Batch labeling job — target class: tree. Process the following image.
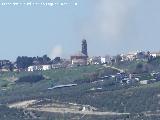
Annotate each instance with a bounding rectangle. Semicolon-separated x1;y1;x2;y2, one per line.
133;63;149;73
53;57;61;64
16;56;33;69
115;55;122;64
16;55;51;69
42;55;51;64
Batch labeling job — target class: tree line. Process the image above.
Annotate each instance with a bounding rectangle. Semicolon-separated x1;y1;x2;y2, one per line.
0;55;61;70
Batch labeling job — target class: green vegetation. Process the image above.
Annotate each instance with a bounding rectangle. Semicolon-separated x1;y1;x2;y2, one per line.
16;74;45;83
114;57;160;73
0;65;160;119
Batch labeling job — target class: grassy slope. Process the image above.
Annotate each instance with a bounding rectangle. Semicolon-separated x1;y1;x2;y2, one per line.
0;65;106;103
0;65;160;119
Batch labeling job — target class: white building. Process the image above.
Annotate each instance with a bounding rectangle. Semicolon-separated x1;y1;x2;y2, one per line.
28;65;51;72
101;57;106;64
28;66;35;72
105;55;112;63
88;56;101;65
140;80;149;85
150;53;157;58
120;52;138;61
150;52;160;58
42;65;51;70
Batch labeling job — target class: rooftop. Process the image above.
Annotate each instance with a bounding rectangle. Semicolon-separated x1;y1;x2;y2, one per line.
71;52;87;57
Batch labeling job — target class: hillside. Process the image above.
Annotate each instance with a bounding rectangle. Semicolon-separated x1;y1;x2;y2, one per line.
0;65;160;119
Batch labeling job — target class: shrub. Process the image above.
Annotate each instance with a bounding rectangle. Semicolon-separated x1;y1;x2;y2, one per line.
16;74;45;83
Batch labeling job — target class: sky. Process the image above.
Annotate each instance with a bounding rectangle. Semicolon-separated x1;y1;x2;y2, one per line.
0;0;160;60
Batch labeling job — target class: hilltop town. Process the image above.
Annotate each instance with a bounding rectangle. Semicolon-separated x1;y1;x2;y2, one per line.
1;40;160;119
1;39;160;72
1;39;160;86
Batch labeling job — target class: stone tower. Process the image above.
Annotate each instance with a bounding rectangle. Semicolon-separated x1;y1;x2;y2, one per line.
81;39;88;57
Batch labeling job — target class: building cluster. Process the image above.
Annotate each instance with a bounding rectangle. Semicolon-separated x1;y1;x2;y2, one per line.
27;62;69;72
120;51;160;62
0;60;17;72
90;51;160;65
0;39;88;72
96;70;160;86
25;50;160;72
1;39;160;72
28;39;89;71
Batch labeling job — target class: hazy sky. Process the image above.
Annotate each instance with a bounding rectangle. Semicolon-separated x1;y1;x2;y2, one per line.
0;0;160;60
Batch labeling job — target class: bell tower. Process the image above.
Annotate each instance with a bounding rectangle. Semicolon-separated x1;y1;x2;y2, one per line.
81;39;88;57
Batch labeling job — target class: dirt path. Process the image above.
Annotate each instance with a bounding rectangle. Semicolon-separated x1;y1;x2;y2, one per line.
103;65;124;72
8;100;36;108
27;107;129;116
8;100;130;116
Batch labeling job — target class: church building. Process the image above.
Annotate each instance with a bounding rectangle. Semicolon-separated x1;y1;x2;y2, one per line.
71;39;88;66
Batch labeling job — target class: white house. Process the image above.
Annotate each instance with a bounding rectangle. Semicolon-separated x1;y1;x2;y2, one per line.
150;52;160;58
150;53;157;58
42;65;51;71
28;65;51;72
101;57;106;64
28;66;36;72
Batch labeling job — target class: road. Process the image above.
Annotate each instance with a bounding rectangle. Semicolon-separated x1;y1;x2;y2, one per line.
103;65;124;72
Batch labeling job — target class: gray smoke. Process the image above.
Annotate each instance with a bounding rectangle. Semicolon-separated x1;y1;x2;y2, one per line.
80;0;138;41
